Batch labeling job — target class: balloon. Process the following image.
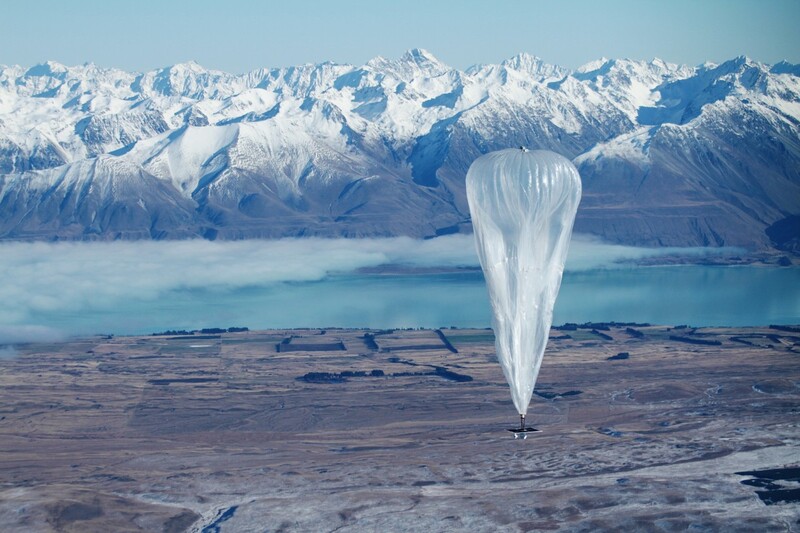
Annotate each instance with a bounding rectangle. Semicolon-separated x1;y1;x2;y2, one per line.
466;148;582;419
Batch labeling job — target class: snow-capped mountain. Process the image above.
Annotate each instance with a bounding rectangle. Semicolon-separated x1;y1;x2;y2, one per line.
0;50;798;250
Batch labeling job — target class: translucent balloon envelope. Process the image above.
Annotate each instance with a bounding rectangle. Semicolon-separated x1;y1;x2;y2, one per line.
466;148;582;417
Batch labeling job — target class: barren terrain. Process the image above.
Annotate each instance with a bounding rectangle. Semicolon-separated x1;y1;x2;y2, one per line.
1;325;798;531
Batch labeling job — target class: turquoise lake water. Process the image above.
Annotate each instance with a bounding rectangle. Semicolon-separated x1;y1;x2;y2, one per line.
28;265;800;337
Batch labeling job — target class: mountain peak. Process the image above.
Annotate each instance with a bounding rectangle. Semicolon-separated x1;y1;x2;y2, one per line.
501;52;568;80
365;48;450;77
770;60;800;76
502;52;543;71
709;55;759;73
576;57;612;74
166;60;208;73
696;55;769;84
24;60;68;78
401;48;442;65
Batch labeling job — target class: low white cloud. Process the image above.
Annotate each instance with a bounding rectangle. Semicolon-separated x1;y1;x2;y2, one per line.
0;325;63;346
564;234;739;270
0;235;739;343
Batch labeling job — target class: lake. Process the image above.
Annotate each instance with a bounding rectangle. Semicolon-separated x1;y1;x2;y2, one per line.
0;237;797;342
19;265;800;338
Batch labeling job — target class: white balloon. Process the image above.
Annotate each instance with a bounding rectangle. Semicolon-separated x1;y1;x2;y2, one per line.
466;148;582;416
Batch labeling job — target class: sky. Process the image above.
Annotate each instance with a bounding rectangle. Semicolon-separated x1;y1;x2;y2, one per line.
2;0;799;73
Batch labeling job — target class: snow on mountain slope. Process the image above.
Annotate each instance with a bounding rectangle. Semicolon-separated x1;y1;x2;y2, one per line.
0;156;199;240
0;50;798;249
131;123;240;194
572;57;694;122
575;57;800;249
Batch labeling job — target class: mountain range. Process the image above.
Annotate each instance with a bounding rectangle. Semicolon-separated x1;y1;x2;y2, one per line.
1;49;798;252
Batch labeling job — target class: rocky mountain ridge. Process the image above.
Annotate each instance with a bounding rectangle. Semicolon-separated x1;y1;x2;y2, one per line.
0;50;798;250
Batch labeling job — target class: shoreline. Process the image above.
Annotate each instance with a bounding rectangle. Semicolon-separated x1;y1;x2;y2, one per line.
5;323;799;348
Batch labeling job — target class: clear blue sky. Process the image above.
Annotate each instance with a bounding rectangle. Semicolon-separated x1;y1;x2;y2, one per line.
3;0;798;73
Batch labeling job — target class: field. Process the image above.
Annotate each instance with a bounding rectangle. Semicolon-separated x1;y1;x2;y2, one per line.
0;325;798;531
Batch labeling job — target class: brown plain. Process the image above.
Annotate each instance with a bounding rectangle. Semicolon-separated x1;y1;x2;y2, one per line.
0;325;798;532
